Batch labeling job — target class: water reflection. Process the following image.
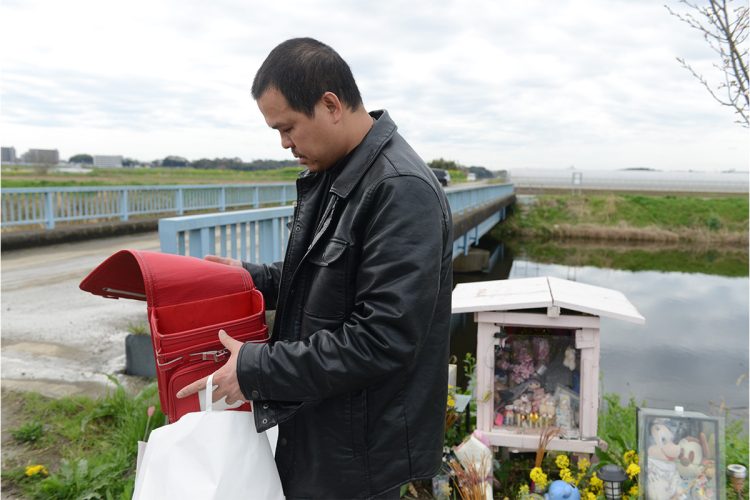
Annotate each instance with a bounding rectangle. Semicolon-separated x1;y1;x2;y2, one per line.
451;240;749;420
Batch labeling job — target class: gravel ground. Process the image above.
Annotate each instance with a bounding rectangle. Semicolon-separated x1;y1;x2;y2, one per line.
1;232;162;398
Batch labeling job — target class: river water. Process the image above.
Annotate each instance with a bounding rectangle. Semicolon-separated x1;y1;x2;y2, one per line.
450;239;749;422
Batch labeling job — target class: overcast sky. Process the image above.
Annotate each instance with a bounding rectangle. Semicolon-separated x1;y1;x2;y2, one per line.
1;0;748;172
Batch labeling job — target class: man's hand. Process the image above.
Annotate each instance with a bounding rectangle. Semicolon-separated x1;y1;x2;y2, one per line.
205;254;242;267
176;329;247;405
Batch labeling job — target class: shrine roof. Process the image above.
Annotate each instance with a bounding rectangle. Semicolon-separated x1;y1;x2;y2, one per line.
451;276;645;324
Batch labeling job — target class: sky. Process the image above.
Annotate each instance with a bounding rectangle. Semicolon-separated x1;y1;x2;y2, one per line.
1;0;748;172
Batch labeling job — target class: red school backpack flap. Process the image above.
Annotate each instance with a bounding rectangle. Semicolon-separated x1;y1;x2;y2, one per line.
79;250;268;422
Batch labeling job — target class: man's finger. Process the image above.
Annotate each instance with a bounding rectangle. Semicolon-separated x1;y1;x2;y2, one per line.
176;375;209;399
219;329;243;352
204;254;241;267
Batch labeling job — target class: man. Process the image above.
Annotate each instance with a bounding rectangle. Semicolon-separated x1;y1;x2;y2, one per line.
178;37;453;499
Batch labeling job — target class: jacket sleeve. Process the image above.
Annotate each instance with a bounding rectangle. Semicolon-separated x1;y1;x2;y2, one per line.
237;174;449;402
242;261;282;310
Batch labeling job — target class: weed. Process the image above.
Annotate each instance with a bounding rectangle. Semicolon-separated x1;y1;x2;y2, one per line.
595;393;640;467
2;380;164;499
126;322;149;336
725;418;749;468
11;421;44;443
706;214;722;230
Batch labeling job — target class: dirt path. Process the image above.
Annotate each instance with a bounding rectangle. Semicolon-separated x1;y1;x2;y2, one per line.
1;232;162;399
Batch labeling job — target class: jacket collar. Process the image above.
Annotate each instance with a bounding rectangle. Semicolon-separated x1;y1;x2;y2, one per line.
329;109;397;199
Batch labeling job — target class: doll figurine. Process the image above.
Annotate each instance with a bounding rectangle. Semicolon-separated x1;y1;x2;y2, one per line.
646;421;682;500
563;347;576;371
540;394;556;427
494;412;504;427
504;405;515;426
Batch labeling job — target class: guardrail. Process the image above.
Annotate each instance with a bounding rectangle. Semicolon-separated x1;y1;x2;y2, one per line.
510;169;749;193
159;183;515;262
1;184;296;229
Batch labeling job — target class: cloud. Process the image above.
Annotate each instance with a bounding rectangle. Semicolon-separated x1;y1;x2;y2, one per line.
1;66;249;131
1;0;747;169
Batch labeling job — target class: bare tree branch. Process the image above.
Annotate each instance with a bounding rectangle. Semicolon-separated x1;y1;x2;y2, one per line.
667;0;749;127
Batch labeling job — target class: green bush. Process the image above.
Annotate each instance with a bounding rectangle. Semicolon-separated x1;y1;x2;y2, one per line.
726;418;749;469
596;394;640;468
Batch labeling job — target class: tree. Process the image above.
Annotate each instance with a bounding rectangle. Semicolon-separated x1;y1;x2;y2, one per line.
162;155;189;167
69;154;93;164
428;158;464;171
667;0;750;127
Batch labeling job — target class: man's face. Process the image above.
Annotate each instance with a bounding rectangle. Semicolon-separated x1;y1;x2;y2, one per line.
257;87;340;173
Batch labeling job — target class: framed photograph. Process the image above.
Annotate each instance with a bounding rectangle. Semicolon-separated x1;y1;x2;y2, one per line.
637;407;724;500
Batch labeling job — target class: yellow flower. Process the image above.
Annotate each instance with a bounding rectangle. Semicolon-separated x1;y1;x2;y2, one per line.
447;395;456;408
577;469;587;484
519;484;530;496
555;454;570;469
24;465;48;477
560;468;575;485
589;472;603;492
626;463;640;479
530;467;549;489
586;492;597;500
577;457;590;472
623;450;639;465
629;485;639;497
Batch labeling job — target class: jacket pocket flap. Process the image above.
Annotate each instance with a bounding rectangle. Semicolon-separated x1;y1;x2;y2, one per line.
309;240;347;266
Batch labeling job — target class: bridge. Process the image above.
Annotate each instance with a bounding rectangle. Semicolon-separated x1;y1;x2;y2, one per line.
2;183;296;230
1;182;514;397
157;183;515;263
2;182;515;262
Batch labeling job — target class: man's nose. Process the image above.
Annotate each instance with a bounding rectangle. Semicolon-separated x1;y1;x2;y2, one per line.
280;132;293;150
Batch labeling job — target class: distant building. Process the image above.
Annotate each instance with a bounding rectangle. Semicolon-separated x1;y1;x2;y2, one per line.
22;149;59;164
93;155;124;168
1;146;16;163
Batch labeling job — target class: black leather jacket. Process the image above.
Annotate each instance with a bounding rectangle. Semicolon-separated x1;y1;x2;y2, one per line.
239;110;453;499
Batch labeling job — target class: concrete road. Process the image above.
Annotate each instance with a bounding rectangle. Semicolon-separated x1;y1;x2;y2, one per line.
1;232;161;398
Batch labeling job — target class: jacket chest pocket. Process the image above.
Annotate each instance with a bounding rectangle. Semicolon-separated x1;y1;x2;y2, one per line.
303;238;349;319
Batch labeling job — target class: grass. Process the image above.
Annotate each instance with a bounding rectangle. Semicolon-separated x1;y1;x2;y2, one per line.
1;166;306;188
11;422;45;444
2;379;164;499
497;193;749;244
510;240;749;277
126;322;149;336
595;394;640;467
1;164;472;188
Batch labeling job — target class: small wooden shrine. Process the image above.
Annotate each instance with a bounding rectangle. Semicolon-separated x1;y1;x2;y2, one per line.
452;276;645;453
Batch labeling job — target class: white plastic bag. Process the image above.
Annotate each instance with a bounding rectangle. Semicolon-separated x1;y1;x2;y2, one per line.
133;374;284;499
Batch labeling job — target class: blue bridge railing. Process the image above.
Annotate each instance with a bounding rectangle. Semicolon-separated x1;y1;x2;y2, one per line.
159;183;514;262
1;183;296;229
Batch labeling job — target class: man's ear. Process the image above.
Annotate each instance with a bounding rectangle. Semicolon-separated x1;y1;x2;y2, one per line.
320;92;343;123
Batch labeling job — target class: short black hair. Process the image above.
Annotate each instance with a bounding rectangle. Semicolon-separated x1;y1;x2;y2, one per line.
251;38;363;117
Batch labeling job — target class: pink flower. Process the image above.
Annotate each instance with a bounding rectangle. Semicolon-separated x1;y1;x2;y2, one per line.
144;405;157;441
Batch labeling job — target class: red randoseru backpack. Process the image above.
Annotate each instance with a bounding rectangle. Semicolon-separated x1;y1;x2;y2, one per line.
80;250;268;422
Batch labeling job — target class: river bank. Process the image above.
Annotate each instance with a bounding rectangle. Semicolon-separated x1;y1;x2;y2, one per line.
497;193;749;245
